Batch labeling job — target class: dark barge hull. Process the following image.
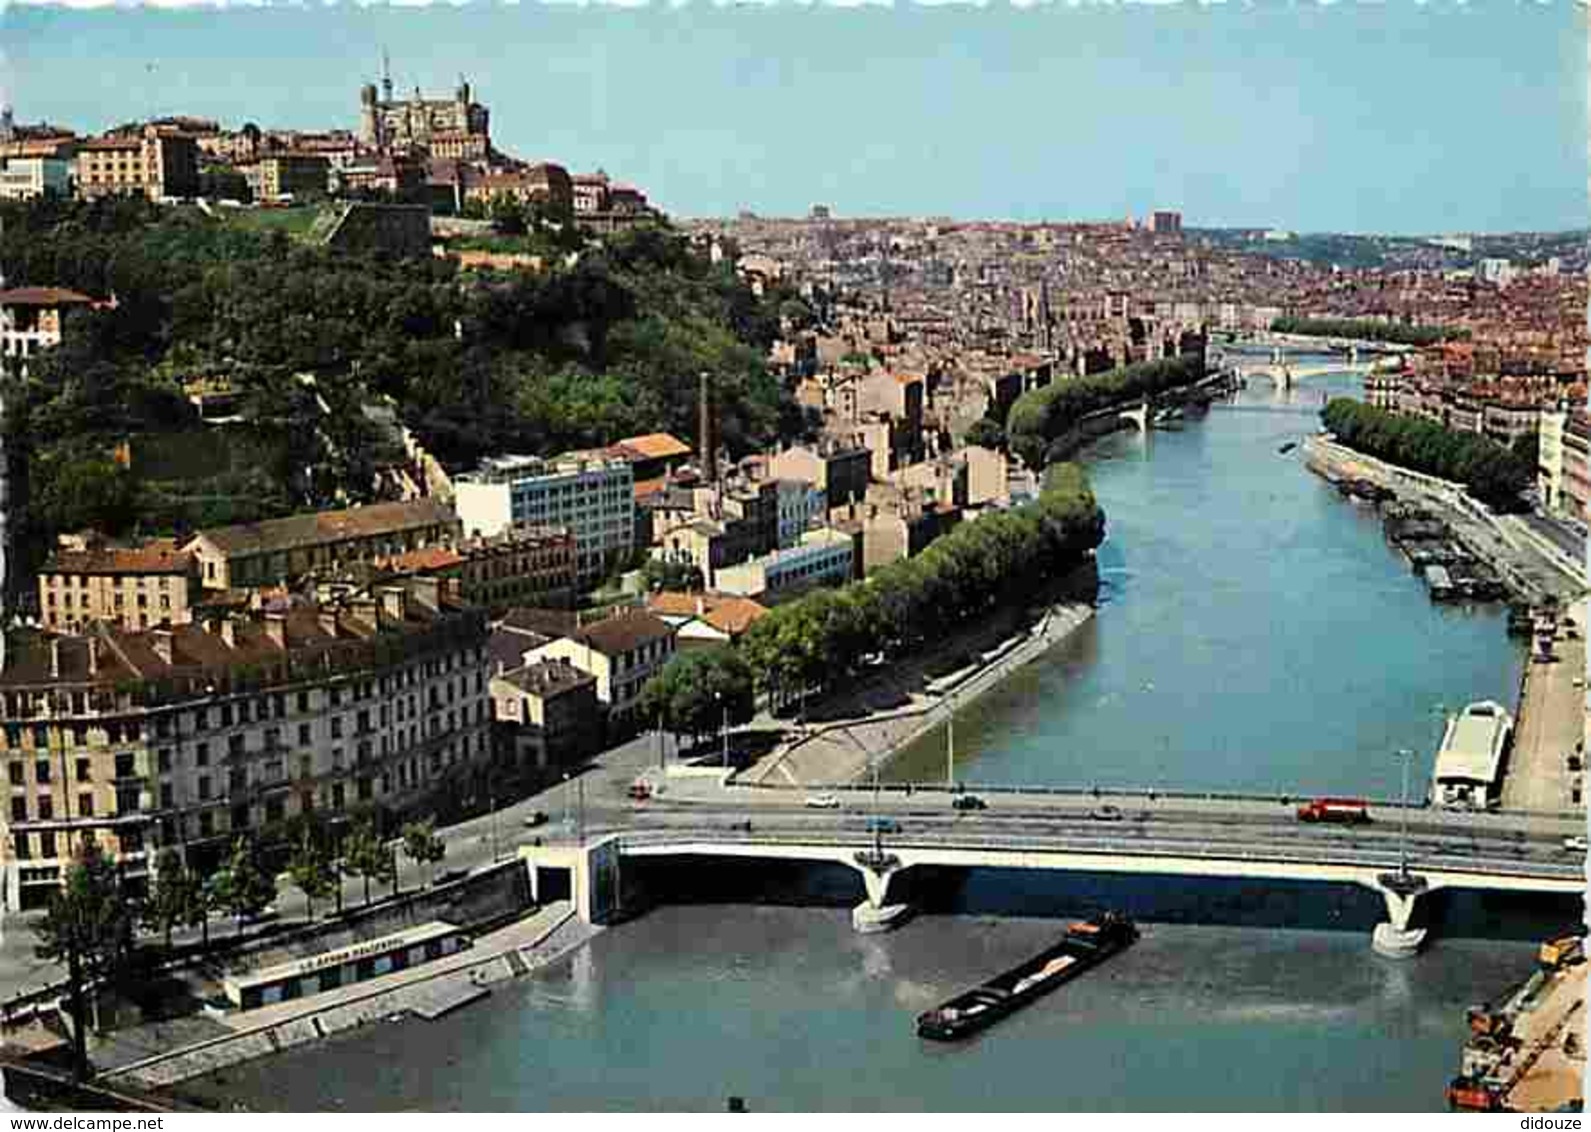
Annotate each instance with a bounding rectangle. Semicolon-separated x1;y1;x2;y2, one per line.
915;913;1139;1042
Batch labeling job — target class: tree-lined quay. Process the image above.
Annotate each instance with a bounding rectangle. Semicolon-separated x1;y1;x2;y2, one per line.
1320;398;1536;511
636;462;1106;736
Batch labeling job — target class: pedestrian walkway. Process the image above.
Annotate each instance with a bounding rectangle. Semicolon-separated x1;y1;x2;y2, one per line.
742;603;1094;787
98;900;590;1089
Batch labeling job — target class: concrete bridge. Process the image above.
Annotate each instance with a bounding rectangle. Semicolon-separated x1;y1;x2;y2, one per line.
521;811;1584;959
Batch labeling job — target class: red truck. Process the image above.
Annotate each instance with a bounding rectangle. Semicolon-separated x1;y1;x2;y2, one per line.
1296;798;1371;825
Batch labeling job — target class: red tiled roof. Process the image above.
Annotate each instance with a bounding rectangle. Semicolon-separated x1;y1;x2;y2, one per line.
617;433;693;461
0;287;96;308
44;541;191;576
376;547;464;574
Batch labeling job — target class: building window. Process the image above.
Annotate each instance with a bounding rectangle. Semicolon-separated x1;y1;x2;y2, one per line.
10;798;25;822
298;723;311;745
7;763;22;787
37;796;52;821
160;783;173;809
78;794;93;818
158;748;172;773
35;760;50;784
40;832;56;859
195;741;210;767
198;776;211;801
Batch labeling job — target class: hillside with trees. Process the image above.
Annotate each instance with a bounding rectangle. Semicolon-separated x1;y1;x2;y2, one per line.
0;197;805;575
1319;398;1533;511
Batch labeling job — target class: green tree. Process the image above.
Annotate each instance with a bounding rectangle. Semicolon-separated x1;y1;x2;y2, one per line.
343;819;395;907
33;840;137;1080
965;417;1006;451
286;828;336;921
400;818;448;889
143;847;197;951
640;557;705;593
209;837;275;935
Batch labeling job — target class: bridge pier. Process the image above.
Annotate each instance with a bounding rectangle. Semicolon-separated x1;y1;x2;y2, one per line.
1120;400;1150;432
849;853;915;934
1369;872;1431;959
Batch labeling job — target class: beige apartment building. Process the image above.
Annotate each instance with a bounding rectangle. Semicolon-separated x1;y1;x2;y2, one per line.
0;577;492;911
186;500;460;592
75;126;199;201
523;609;676;731
38;536;198;634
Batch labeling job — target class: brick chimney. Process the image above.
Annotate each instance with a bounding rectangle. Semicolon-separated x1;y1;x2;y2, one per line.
699;370;718;484
86;637;99;677
49;639;60;680
219;619;236;649
264;610;287;649
379;586;407;623
151;629;174;665
317;607;340;639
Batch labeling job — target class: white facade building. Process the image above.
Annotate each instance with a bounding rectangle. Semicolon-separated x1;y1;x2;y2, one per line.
714;528;854;600
0;158;70;201
454;451;634;585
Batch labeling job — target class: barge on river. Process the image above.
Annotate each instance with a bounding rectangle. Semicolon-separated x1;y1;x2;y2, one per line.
916;913;1138;1042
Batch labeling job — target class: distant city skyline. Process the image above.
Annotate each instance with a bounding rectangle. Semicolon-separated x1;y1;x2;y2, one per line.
3;2;1585;234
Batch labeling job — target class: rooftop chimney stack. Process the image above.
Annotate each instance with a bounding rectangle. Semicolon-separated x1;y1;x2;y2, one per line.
699;370;718;485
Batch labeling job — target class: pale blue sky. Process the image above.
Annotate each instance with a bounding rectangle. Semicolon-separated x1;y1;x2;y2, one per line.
2;2;1584;232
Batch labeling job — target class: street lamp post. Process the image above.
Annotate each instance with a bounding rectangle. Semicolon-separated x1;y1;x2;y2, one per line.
946;690;956;792
576;774;585;846
1395;747;1413;880
721;696;730;771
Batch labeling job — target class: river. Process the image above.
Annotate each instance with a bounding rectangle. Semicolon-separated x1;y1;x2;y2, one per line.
181;364;1554;1112
888;365;1523;799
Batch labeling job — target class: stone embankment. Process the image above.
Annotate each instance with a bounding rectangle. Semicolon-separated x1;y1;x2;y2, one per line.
97;901;597;1093
1303;436;1585;603
740;601;1095;787
1305;435;1587;814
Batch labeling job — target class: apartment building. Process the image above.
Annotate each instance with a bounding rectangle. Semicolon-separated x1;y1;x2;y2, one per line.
524;608;676;730
774;479;827;548
376;525;577;612
0;287;97;369
38;536;198;634
454;451;635;585
0;157;70;201
713;528;857;601
75;126;199;201
768;443;871;508
1562;410;1590;523
0;577;492;910
242;153;331;203
186;500;460;593
488;658;601;776
1539;407;1567;512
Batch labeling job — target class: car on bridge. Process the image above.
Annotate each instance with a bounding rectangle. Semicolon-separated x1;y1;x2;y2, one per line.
805;794;842;809
865;817;903;835
1089;804;1125;822
1296;798;1371;824
1562;836;1587;854
952;795;988;812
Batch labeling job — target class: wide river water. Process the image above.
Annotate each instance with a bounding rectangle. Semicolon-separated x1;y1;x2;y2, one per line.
187;366;1560;1112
